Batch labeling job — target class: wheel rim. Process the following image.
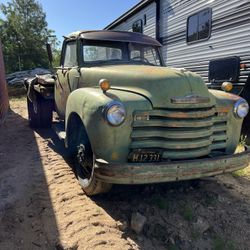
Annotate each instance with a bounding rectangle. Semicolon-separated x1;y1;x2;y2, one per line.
76;144;94;186
33;101;38;113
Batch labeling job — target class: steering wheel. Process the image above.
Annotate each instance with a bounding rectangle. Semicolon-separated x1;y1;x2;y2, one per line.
131;56;150;64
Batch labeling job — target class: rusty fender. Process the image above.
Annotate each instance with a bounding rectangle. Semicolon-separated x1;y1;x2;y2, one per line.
94;146;250;184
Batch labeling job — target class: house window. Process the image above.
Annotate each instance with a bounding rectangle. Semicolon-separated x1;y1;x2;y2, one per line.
144;14;147;25
132;19;143;33
187;8;212;43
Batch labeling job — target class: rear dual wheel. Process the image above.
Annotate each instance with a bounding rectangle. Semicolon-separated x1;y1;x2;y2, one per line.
27;95;53;128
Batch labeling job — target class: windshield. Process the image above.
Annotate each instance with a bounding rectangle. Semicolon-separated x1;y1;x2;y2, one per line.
82;41;163;66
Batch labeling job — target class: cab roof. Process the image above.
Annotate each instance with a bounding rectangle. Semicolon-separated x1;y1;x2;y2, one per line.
66;30;162;47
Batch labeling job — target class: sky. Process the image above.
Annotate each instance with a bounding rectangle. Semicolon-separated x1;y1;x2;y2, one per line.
1;0;141;45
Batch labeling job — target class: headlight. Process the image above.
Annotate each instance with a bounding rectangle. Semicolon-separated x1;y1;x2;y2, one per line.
234;99;249;119
103;101;126;126
221;81;233;92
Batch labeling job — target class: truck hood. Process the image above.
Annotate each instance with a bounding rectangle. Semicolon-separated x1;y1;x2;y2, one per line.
80;65;215;108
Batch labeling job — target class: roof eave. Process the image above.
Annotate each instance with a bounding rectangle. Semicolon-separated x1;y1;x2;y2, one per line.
104;0;155;30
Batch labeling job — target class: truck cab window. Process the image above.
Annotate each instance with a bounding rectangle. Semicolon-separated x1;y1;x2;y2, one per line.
129;43;161;66
63;42;77;67
187;8;212;43
83;45;122;62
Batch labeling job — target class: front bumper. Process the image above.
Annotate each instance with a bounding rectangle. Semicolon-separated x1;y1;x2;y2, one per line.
95;146;250;184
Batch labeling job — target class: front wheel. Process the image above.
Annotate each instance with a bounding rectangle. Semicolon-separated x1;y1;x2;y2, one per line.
75;144;112;196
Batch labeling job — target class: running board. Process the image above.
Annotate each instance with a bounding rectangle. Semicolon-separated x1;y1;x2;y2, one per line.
52;122;66;140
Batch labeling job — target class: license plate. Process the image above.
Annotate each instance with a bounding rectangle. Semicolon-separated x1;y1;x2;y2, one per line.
129;150;162;163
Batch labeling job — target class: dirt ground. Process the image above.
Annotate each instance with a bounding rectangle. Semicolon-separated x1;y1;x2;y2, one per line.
1;98;250;250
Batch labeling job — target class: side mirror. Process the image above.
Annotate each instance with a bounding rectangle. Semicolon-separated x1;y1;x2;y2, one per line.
46;43;53;65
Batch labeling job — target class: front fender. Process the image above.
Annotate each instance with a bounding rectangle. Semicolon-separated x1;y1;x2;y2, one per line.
209;89;244;153
65;87;151;162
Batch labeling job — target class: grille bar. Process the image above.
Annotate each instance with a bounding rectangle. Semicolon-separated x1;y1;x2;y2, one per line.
131;126;227;140
133;118;214;128
162;147;211;160
133;115;227;129
131;137;212;150
134;108;216;119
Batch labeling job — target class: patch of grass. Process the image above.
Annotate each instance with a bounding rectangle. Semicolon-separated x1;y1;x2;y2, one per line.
235;134;247;153
150;195;170;210
167;243;179;250
213;237;225;250
191;230;201;241
227;241;236;250
239;134;247;147
180;203;194;221
232;166;250;177
213;237;236;250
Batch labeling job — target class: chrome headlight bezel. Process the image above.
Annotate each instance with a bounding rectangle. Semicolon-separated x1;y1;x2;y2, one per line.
103;101;126;126
233;99;249;119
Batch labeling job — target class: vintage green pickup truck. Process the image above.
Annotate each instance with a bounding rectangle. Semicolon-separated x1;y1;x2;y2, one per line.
25;30;250;195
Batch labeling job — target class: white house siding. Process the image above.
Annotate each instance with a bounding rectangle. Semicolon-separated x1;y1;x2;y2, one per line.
111;2;157;39
160;0;250;83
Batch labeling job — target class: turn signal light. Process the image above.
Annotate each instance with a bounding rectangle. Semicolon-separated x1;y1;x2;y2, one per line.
99;79;110;93
221;82;233;92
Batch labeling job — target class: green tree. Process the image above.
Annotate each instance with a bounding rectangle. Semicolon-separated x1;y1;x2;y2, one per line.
52;48;61;67
0;0;57;73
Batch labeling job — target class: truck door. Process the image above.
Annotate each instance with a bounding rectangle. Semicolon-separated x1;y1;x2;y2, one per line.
55;40;79;119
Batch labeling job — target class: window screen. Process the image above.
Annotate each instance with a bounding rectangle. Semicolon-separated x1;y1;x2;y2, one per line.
187;9;212;43
132;19;143;33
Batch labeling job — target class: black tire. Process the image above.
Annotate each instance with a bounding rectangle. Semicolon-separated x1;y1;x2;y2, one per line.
75;143;112;196
27;95;53;128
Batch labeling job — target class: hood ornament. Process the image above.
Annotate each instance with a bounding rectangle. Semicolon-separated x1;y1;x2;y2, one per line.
171;94;210;104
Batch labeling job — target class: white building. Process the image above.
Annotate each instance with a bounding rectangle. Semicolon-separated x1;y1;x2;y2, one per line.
105;0;250;97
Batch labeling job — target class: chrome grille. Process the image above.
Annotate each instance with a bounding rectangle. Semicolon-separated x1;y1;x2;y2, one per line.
131;107;228;160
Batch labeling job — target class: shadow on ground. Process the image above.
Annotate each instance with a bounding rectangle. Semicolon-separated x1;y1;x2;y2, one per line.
0;108;60;249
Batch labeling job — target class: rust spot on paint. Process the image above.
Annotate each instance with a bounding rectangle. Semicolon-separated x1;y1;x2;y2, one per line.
216;91;241;101
215;106;231;113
